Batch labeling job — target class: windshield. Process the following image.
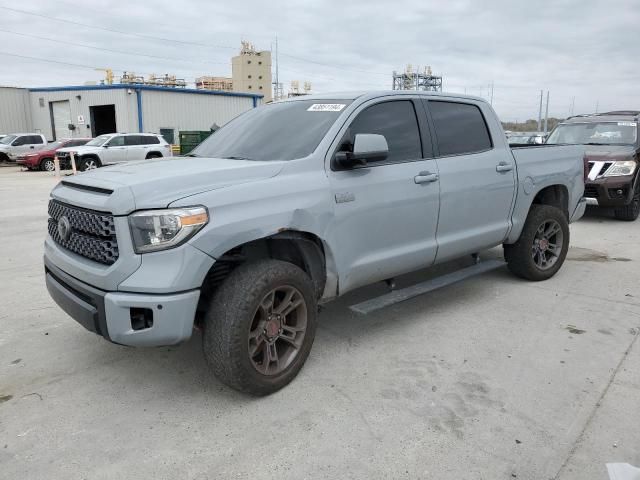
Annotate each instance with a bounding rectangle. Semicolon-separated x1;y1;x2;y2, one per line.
47;141;64;149
85;135;112;147
190;100;352;161
546;122;637;145
0;135;17;145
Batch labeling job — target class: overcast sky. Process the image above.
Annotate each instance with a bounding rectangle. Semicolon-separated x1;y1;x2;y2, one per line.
0;0;638;121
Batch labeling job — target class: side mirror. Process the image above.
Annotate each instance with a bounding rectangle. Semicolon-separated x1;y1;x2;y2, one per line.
103;144;109;148
334;133;389;169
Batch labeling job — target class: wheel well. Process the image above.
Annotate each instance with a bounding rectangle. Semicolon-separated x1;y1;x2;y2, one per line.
40;156;54;165
0;152;9;161
532;185;569;218
198;231;327;320
145;151;162;158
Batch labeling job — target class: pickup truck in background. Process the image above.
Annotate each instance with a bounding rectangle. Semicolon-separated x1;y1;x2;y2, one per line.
0;133;48;162
44;91;586;395
546;111;640;221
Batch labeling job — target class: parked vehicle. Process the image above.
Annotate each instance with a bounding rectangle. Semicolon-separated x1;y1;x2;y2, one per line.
55;133;171;171
44;92;586;395
16;138;91;171
508;132;546;146
546;111;639;220
0;133;48;162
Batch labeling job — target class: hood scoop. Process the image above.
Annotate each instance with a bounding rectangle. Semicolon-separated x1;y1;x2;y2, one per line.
61;180;114;195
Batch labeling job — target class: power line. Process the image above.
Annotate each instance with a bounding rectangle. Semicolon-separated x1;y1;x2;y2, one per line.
0;28;231;67
0;5;237;50
0;50;196;81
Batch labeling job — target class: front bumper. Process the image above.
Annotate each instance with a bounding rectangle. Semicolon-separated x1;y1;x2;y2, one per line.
45;258;200;347
584;177;636;207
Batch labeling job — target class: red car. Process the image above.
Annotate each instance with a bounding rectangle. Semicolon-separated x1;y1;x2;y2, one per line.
17;138;91;171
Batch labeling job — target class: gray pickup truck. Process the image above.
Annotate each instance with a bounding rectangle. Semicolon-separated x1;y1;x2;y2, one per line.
44;91;586;395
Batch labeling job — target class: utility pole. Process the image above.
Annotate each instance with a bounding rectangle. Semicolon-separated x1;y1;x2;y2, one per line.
489;81;494;106
595;100;599;113
570;96;575;116
275;35;279;101
537;90;543;132
544;90;550;135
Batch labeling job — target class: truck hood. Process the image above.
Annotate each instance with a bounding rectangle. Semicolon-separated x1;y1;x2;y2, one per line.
583;144;637;162
54;157;285;214
56;146;99;154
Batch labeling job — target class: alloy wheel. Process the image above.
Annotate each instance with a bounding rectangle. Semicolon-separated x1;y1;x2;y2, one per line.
248;285;308;376
531;219;564;270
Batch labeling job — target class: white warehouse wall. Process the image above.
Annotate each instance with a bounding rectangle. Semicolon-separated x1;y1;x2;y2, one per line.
0;87;32;134
139;89;257;137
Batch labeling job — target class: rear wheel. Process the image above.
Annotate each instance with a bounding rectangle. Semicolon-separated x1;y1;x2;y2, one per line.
40;157;55;172
0;153;8;163
80;157;100;171
202;259;317;396
504;204;569;281
614;182;640;221
145;152;162;159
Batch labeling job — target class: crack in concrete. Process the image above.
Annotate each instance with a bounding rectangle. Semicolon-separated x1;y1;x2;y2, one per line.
552;325;640;480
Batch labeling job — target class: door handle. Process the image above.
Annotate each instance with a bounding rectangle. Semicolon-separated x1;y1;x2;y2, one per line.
414;171;439;184
496;162;513;172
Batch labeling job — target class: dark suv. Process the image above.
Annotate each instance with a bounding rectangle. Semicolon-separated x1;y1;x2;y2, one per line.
546;111;640;221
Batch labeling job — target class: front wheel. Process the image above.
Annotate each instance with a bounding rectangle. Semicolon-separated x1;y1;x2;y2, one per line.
614;182;640;221
80;157;101;171
202;259;317;396
40;158;55;172
504;204;569;281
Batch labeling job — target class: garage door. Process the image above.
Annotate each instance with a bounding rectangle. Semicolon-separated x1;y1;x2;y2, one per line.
51;100;72;141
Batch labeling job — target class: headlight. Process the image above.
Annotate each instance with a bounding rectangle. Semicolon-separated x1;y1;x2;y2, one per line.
604;160;637;177
129;206;208;253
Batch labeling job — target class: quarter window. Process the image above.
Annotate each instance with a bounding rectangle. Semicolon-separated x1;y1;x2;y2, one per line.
428;101;492;156
29;135;44;144
340;100;423;164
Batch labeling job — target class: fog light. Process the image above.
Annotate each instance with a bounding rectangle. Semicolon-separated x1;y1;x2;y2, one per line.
130;307;153;330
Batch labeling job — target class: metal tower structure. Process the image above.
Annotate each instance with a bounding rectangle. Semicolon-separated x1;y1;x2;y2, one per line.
392;65;442;92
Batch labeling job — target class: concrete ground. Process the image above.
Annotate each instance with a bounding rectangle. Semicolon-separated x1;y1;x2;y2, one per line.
0;165;638;480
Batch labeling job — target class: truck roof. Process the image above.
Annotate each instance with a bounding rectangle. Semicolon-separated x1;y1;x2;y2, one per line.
564;111;640;123
278;90;487;104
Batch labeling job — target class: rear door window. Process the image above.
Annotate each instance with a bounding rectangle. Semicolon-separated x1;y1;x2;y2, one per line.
427;101;493;156
29;135;44;144
339;100;423;164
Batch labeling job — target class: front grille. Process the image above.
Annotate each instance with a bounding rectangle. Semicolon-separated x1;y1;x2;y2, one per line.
584;185;600;198
48;200;119;265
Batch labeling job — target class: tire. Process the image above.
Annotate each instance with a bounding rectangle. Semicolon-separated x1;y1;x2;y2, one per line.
40;157;55;172
202;259;317;396
79;157;101;171
0;153;8;163
504;204;569;281
613;182;640;221
145;153;162;159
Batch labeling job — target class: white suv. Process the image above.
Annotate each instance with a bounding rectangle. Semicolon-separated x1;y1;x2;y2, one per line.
56;133;172;171
0;133;48;161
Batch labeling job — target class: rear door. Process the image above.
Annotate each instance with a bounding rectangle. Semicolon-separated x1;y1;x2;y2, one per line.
125;135;146;160
326;98;441;294
424;99;516;262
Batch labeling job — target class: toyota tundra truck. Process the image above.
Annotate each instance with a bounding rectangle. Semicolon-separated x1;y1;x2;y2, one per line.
546;111;639;220
44;91;586;395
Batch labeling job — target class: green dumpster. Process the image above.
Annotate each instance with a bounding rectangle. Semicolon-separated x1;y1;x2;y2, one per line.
179;131;213;155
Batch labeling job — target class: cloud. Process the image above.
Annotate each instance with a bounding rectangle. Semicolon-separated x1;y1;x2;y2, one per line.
0;0;638;121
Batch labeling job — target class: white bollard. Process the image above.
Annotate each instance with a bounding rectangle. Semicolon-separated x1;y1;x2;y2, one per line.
53;156;61;178
70;151;77;175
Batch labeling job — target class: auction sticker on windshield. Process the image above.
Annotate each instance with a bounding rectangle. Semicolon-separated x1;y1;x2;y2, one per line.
307;104;346;112
618;122;637;127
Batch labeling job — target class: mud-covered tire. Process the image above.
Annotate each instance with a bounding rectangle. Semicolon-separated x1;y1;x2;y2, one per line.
613;182;640;221
202;259;317;396
504;204;569;281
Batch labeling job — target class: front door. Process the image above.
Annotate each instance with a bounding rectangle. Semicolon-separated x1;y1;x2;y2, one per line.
326;99;441;294
102;136;127;164
425;100;516;262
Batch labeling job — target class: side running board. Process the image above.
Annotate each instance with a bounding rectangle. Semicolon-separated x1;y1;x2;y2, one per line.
349;259;506;315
